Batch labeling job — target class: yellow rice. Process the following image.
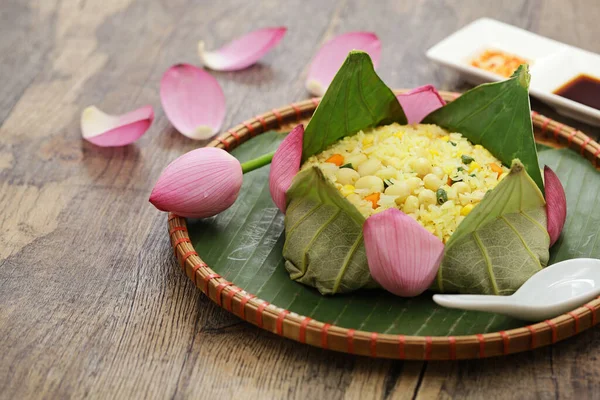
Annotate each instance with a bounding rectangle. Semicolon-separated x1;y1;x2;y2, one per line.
301;123;509;243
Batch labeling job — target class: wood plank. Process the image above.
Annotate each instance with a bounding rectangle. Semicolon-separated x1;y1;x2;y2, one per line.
0;0;599;399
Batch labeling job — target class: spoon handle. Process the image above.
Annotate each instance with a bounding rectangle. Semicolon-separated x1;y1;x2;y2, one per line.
433;294;515;314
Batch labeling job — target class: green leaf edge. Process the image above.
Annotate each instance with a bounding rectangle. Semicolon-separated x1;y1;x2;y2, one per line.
423;65;544;194
447;159;546;248
286;166;366;226
436;159;548;293
301;51;407;162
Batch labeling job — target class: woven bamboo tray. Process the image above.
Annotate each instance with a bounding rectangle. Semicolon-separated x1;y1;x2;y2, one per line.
167;90;600;360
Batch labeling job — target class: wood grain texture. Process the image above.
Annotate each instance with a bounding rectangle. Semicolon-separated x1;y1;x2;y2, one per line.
0;0;599;399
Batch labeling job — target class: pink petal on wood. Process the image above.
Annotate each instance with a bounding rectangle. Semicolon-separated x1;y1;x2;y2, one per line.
160;63;226;140
198;27;287;71
306;32;381;96
363;208;444;297
544;166;567;246
269;124;304;213
80;105;153;147
149;147;242;218
396;85;446;124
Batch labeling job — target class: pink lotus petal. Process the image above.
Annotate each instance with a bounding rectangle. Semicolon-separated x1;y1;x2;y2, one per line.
396;85;446;124
80;105;153;147
160;63;226;140
198;27;287;71
306;32;381;96
544;166;567;246
269;124;304;213
363;208;444;297
149;147;242;218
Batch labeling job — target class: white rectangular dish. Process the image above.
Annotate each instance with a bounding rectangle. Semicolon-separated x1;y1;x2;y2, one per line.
427;18;600;126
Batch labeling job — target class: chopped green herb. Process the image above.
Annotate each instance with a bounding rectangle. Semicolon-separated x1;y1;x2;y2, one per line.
383;179;393;189
461;155;475;164
457;166;465;172
450;141;457;146
340;163;354;169
470;173;476;177
436;188;448;205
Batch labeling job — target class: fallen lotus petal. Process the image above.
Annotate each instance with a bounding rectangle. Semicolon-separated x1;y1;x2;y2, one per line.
81;105;153;147
269;124;304;213
305;32;381;96
397;85;446;124
160;63;226;140
363;208;444;297
149;147;242;218
198;27;287;71
544;166;567;246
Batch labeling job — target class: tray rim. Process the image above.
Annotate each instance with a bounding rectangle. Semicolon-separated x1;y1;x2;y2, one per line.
167;90;600;360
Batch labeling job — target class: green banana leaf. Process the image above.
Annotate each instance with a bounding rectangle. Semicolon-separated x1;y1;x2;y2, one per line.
187;132;600;335
424;65;544;193
301;51;407;162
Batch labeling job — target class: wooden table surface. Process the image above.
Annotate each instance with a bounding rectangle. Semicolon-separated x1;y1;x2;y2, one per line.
2;0;600;398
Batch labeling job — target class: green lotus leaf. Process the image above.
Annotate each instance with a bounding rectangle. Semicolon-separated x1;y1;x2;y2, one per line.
433;160;549;294
424;65;544;193
301;51;407;162
283;166;377;294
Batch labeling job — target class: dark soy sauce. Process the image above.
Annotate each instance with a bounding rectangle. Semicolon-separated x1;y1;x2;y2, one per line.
553;74;600;110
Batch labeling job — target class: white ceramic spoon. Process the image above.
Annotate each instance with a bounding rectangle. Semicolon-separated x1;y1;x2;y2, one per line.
433;258;600;321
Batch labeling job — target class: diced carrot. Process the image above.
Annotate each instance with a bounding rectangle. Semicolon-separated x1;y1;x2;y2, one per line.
447;177;453;186
488;162;503;178
325;153;344;166
364;192;380;209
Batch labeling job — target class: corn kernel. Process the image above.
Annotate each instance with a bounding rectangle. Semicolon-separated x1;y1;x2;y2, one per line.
341;185;355;197
468;162;480;173
440;135;450;142
393;132;403;139
460;204;474;216
429;149;440;156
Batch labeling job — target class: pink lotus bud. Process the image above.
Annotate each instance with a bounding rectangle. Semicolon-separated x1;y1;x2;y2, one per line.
149;147;242;218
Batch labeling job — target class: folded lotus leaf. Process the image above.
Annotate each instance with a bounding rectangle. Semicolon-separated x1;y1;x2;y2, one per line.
283;167;377;294
433;160;549;294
